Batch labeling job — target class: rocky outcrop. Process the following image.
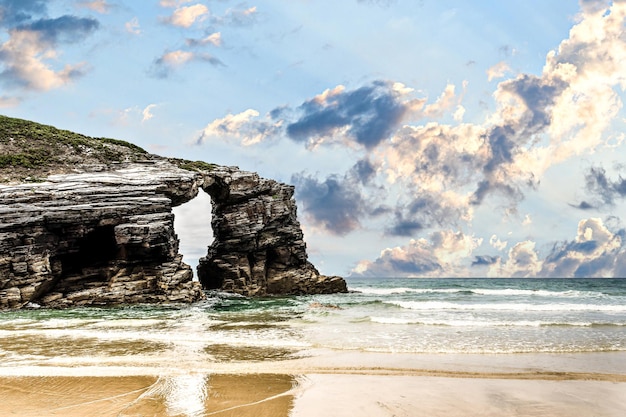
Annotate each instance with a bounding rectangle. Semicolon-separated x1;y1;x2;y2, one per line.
0;160;346;309
0;162;204;308
198;166;347;296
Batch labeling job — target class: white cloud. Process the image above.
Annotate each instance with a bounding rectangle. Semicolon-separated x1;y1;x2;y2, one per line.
198;109;281;146
161;50;195;66
486;61;511;81
489;234;508;251
164;4;209;28
0;29;88;91
423;83;458;118
125;17;141;35
142;104;158;122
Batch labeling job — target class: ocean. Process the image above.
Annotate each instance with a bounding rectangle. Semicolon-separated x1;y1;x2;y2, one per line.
1;278;625;372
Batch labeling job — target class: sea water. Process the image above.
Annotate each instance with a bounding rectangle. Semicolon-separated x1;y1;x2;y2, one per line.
0;278;625;371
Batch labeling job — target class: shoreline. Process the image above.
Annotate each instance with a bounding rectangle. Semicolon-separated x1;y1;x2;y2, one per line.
1;351;625;416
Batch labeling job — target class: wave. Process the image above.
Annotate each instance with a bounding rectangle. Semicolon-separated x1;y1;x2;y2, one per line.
368;316;626;327
386;300;626;312
351;287;602;298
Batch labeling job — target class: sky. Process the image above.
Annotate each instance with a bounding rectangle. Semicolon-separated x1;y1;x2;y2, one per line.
2;0;626;278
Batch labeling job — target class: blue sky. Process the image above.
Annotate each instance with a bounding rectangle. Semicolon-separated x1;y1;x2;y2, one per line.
2;0;626;278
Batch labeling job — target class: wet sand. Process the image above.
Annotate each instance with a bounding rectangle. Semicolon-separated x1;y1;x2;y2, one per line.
1;352;625;416
0;374;296;417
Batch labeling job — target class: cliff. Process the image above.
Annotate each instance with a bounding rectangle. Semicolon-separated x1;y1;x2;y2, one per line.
0;115;346;309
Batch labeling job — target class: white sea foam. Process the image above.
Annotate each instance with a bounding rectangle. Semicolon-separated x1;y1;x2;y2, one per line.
352;287;599;298
367;317;619;327
387;300;626;312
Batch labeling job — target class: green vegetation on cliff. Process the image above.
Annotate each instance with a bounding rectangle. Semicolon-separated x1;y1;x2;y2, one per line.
0;115;214;183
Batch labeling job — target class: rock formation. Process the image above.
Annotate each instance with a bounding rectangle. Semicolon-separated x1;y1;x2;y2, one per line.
0;162;205;308
0;159;346;309
198;166;347;296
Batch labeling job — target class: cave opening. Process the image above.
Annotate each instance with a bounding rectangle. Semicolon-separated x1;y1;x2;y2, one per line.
57;225;118;276
172;189;214;279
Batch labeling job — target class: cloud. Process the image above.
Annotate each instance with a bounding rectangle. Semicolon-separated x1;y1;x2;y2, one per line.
186;32;222;47
142;104;157;122
285;81;424;149
195;2;626;249
125;17;140;34
386;191;472;237
163;3;209;28
489;234;508;251
0;29;90;90
471;255;500;267
376;1;626;219
197;109;280;146
0;2;99;92
486;61;512;81
538;218;624;277
351;230;482;277
150;49;224;78
76;0;111;14
217;6;258;26
0;0;47;26
18;15;99;43
291;160;388;236
582;166;626;206
352;215;626;278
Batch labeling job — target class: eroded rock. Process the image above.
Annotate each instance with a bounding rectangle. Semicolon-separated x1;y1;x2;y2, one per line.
0;160;346;309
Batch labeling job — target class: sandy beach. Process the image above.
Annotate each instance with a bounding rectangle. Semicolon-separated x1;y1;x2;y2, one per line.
1;351;625;417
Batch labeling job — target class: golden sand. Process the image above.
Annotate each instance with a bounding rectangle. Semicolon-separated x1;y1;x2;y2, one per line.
0;374;296;417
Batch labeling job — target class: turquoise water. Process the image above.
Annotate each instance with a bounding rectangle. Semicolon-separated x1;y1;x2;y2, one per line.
0;279;625;370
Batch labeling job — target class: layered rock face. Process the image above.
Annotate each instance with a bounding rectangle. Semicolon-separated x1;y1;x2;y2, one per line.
198;167;347;296
0;161;346;309
0;162;204;309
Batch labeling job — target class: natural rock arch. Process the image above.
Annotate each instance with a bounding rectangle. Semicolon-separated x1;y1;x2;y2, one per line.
196;166;345;296
0;160;346;309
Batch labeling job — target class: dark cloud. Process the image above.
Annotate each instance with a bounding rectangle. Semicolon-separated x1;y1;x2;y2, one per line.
471;255;500;267
0;0;47;26
386;193;471;237
351;158;377;185
18;15;99;43
584;166;626;206
285;80;411;149
291;160;386;235
572;201;595;210
470;75;567;204
386;217;423;237
502;74;567;131
389;258;440;274
291;173;365;235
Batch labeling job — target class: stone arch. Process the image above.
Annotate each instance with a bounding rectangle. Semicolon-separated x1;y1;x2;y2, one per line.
192;167;347;296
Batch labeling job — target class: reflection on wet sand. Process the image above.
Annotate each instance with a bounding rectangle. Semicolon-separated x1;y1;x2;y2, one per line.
0;374;296;417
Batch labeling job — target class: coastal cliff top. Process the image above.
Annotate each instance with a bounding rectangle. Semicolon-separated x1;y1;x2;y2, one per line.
0;115;214;184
